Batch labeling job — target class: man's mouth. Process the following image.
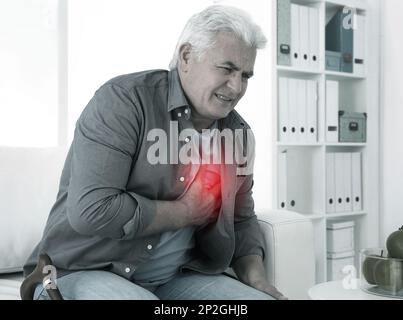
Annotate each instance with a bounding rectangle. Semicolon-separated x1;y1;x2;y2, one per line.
215;93;234;103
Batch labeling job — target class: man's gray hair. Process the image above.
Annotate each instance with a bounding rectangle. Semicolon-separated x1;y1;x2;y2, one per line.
169;5;267;70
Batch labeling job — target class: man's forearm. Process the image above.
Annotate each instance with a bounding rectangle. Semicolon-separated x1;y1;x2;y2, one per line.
137;200;190;237
233;255;287;299
232;255;267;289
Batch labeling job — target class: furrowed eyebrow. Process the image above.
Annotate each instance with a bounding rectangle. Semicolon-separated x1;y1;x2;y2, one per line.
222;61;240;71
221;61;254;78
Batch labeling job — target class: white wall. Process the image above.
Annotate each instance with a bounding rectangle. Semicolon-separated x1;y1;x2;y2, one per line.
68;0;273;210
0;0;59;147
380;0;403;243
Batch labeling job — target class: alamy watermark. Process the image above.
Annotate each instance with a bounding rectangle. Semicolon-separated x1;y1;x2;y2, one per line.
342;265;358;290
146;121;255;176
42;264;58;290
342;7;358;30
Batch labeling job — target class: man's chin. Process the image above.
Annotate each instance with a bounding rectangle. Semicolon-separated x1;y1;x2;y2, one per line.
210;107;233;120
209;113;230;121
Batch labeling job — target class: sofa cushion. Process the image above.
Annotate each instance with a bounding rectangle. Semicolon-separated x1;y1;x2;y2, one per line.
0;147;67;273
0;273;24;300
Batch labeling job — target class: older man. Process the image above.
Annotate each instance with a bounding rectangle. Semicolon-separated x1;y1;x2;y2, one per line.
24;5;286;300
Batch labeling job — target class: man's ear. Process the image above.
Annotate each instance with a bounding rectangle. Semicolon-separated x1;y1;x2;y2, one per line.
178;43;192;73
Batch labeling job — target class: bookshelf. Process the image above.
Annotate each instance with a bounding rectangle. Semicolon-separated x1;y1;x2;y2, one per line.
272;0;380;283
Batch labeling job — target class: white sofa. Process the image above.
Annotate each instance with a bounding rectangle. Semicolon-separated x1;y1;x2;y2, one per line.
0;148;315;300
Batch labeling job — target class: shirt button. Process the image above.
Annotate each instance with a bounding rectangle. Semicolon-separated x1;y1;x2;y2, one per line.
177;112;182;117
147;244;153;250
125;267;131;273
185;137;190;143
179;176;185;182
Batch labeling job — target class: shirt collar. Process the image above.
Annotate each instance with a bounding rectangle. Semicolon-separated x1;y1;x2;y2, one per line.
167;68;189;112
167;68;246;131
219;111;247;131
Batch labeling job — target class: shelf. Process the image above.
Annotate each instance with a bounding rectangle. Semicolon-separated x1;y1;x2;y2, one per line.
277;142;367;147
325;0;367;11
276;65;322;76
325;70;366;80
295;212;367;220
276;142;323;147
277;211;324;220
307;214;325;220
325;143;367;147
325;211;367;219
276;67;366;80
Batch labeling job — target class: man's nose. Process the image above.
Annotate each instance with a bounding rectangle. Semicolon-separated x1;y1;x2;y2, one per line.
227;73;243;95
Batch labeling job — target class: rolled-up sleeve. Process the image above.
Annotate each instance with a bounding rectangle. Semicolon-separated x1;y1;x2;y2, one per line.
66;84;156;240
231;175;265;266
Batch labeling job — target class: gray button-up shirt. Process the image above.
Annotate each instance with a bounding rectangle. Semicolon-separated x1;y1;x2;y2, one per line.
24;69;264;279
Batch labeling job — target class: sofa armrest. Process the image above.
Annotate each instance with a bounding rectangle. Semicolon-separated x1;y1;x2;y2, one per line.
258;209;316;300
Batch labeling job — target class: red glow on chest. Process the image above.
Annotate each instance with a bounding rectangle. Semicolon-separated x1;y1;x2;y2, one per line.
199;164;222;200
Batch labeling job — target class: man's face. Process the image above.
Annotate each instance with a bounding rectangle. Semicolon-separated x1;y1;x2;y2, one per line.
179;32;257;122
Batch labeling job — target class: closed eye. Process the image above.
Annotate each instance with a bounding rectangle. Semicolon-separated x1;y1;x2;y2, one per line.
218;66;233;74
217;65;253;81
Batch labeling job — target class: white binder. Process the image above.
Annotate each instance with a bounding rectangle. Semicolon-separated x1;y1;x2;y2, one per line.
354;13;366;77
278;77;289;142
326;80;339;142
306;80;318;143
286;149;300;211
277;0;292;66
299;5;310;69
291;4;301;68
343;153;353;212
352;152;362;211
278;151;288;210
288;78;298;142
326;153;336;213
334;153;344;212
309;7;320;70
296;79;307;143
